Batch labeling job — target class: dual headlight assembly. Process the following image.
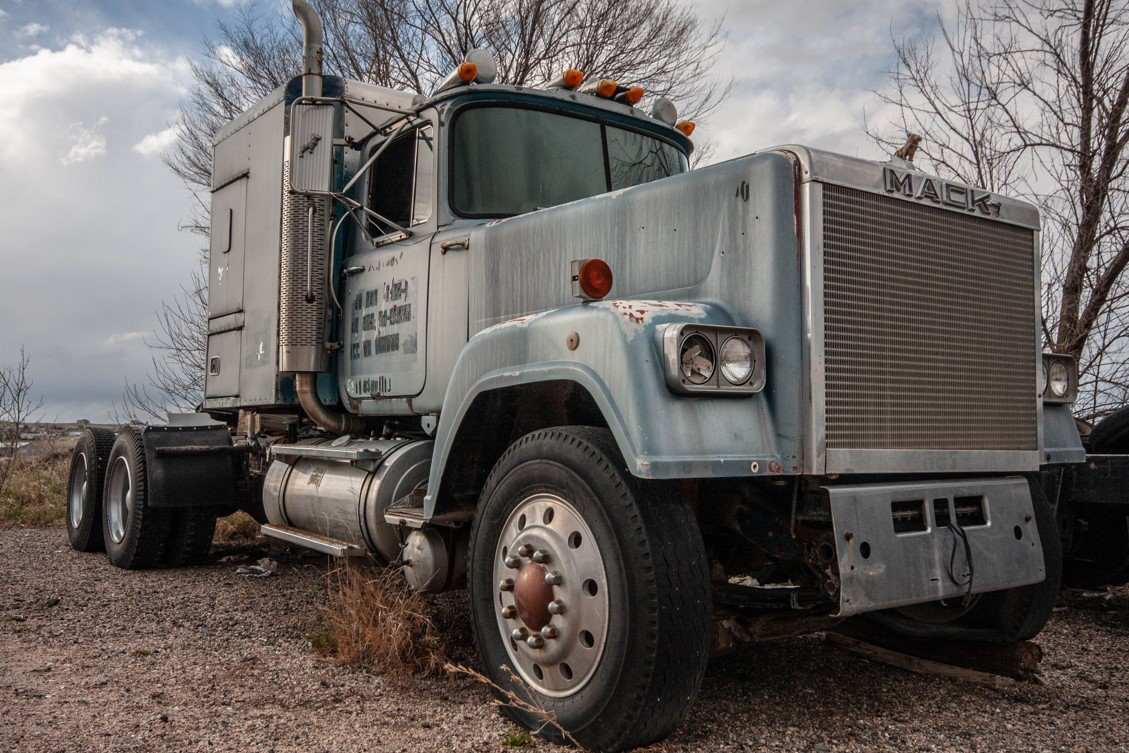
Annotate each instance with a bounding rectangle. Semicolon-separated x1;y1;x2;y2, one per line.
662;324;766;396
1040;352;1078;404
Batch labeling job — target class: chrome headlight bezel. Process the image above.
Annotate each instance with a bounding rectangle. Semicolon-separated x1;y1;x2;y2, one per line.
662;324;766;396
1040;352;1077;405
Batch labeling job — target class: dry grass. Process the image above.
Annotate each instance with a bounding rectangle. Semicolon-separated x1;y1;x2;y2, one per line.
214;510;261;542
0;440;73;527
313;563;447;679
445;663;583;749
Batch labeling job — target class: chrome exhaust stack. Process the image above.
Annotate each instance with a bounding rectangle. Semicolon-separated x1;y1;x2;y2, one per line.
282;0;365;432
292;0;323;98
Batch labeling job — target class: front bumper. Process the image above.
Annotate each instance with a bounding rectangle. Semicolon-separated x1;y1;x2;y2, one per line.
828;477;1045;617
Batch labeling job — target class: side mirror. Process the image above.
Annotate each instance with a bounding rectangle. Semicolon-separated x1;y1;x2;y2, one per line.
288;101;336;194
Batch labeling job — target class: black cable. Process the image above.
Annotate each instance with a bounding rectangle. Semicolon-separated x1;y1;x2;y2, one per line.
946;520;975;606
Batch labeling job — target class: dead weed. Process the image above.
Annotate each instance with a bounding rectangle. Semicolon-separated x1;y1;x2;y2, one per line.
0;441;72;527
214;510;261;542
314;563;446;679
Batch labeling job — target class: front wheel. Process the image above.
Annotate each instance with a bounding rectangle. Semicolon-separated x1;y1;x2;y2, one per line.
467;427;711;752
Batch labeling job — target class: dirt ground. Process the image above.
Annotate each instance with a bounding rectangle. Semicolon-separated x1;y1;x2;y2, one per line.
2;526;1127;753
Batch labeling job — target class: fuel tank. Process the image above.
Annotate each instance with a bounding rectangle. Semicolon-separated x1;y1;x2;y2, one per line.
262;438;432;563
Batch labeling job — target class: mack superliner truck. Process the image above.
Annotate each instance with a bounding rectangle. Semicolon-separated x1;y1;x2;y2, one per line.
62;2;1129;749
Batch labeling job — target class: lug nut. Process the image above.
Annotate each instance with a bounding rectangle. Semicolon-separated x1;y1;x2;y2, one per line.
517;543;533;558
501;605;517;619
504;555;522;569
499;578;514;592
544;571;563;586
532;550;550;564
548;600;566;615
511;627;528;641
540;625;558;639
526;634;545;649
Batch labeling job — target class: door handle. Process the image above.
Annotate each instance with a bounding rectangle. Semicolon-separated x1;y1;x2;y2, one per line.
440;237;470;254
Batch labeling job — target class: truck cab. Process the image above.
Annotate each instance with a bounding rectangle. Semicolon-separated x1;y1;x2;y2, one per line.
63;3;1112;750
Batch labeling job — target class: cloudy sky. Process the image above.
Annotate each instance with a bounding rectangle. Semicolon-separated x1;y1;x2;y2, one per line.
0;0;948;422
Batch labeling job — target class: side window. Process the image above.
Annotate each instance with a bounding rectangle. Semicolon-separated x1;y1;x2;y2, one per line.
367;124;434;238
605;125;685;190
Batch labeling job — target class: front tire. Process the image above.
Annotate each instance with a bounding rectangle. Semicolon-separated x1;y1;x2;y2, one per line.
65;428;115;552
468;427;711;752
102;428;171;569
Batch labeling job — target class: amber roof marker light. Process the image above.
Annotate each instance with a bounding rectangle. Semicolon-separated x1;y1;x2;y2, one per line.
458;61;478;82
582;79;618;98
614;86;645;106
548;69;585;90
571;258;614;300
676;120;696;137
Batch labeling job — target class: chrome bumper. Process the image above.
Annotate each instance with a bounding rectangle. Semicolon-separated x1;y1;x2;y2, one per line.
828;477;1045;617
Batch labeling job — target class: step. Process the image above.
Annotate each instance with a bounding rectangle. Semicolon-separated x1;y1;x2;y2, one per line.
260;524;367;557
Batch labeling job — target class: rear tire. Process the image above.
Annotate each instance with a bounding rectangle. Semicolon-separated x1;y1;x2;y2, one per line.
163;508;218;567
867;476;1061;644
468;427;711;752
102;428;171;569
65;428;115;552
1066;406;1129;587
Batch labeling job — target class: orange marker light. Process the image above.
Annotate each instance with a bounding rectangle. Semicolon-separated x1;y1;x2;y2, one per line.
676;120;696;137
563;69;584;89
623;86;644;105
458;61;478;82
595;79;617;98
578;258;614;299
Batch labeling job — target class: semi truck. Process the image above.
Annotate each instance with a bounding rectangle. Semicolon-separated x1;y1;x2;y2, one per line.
62;1;1128;749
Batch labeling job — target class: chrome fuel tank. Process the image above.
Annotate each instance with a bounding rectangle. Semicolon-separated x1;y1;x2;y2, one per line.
262;438;432;562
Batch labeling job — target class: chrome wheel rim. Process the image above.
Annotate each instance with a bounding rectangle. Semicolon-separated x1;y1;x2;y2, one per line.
106;456;132;544
68;452;88;529
492;493;609;697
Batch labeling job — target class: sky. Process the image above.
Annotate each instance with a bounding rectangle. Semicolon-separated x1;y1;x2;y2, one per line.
0;0;949;422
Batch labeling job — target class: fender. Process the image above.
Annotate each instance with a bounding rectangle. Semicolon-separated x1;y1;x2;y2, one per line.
423;299;802;517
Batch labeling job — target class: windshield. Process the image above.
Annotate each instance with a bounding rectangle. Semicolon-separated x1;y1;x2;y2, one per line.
451;106;688;217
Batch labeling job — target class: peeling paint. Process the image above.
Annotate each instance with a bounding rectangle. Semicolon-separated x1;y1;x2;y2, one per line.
483;311;551;332
605;300;707;340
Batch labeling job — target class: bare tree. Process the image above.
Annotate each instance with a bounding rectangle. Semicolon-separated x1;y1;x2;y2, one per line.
0;348;45;498
114;264;208;423
869;0;1129;419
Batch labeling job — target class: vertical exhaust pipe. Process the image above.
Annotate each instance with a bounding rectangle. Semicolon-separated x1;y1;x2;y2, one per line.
284;0;365;434
292;0;323;98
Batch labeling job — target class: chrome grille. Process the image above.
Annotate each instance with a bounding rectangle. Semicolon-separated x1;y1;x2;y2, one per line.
821;184;1037;450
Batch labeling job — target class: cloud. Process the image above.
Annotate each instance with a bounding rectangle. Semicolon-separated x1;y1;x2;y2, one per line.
684;0;942;163
62;116;109;164
133;125;179;158
16;22;47;38
0;29;198;421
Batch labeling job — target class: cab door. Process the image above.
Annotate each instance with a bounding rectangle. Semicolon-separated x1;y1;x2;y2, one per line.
339;125;435;403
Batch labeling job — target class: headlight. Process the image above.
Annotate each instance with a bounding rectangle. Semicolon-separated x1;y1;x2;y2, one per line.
1048;360;1069;398
1040;352;1077;404
662;324;765;396
720;336;753;385
679;333;715;384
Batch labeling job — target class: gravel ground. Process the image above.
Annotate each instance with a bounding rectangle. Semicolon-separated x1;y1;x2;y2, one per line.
2;525;1127;753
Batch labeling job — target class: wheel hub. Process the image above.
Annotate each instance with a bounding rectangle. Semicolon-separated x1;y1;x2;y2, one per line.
492;492;609;697
514;562;553;631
